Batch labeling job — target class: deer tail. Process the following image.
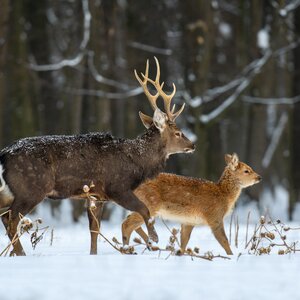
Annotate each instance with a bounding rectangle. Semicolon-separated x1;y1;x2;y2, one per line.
0;164;6;192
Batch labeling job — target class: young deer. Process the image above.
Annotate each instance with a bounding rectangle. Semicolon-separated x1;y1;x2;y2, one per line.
122;153;261;255
0;58;195;256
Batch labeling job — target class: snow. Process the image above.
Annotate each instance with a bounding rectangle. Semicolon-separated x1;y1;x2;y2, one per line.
0;213;299;300
257;29;270;50
219;22;232;39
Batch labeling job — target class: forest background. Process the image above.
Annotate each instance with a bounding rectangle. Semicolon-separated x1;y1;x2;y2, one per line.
1;0;300;221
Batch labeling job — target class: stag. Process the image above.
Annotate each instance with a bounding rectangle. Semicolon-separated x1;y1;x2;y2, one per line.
0;58;195;256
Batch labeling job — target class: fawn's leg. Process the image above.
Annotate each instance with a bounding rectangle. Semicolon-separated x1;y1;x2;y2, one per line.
122;212;145;245
180;224;194;253
87;200;104;255
210;222;233;255
113;190;158;243
135;227;149;245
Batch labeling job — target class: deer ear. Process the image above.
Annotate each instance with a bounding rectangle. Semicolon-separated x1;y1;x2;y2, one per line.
225;153;239;170
153;108;167;132
139;111;153;129
225;154;232;165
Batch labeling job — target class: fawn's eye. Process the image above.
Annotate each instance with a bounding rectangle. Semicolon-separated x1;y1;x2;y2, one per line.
175;132;182;138
244;170;250;174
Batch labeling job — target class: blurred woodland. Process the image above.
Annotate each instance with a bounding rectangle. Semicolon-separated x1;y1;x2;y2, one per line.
1;0;300;220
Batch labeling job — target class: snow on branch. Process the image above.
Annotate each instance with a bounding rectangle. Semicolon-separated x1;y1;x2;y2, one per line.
66;86;143;100
262;112;288;169
199;50;272;124
279;0;300;17
243;95;300;105
273;38;300;57
128;41;173;56
28;0;91;71
195;36;300;124
87;51;131;90
186;49;277;107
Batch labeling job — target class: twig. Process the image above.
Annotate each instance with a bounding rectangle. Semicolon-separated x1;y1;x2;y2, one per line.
245;211;251;249
50;228;54;246
235;215;239;248
161;218;181;248
229;213;234;245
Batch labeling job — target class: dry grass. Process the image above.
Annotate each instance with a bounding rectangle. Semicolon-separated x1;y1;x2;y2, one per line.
0;214;50;257
245;216;300;255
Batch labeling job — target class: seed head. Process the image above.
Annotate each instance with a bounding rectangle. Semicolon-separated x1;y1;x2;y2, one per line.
260;216;265;224
266;232;275;240
83;185;90;193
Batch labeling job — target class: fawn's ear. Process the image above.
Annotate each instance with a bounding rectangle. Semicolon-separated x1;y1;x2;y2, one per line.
153;108;167;132
225;153;239;170
139;111;153;129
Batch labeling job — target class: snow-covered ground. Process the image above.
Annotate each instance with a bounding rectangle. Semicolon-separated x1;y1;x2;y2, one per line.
0;208;299;300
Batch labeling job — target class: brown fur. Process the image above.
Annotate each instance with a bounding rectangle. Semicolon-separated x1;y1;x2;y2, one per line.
122;153;261;255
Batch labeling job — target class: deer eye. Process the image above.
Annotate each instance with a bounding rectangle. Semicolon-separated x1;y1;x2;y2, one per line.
175;132;182;138
244;170;250;174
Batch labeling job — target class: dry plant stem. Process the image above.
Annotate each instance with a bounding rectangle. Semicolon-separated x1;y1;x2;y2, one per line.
245;224;259;249
161;218;180;247
88;206;123;254
0;231;25;257
90;230;123;253
229;213;234;245
253;224;263;253
245;211;251;249
270;219;291;249
235;215;239;248
1;212;25;256
50;229;54;246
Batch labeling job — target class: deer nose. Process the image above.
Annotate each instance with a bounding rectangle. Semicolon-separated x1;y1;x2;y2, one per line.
257;175;262;182
185;144;196;153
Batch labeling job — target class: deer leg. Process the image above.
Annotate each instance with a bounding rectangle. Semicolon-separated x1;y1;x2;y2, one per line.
135;227;149;245
1;213;25;256
180;224;194;253
122;212;145;245
210;222;233;255
113;190;158;243
87;200;104;255
2;197;42;256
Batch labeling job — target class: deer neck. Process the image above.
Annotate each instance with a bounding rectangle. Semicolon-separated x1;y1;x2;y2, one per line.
131;126;167;174
217;168;242;208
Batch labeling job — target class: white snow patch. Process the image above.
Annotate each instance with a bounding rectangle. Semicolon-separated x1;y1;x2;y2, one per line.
257;29;269;50
0;221;300;300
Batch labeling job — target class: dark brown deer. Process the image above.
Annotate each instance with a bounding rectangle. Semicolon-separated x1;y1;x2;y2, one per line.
122;153;261;255
0;58;195;256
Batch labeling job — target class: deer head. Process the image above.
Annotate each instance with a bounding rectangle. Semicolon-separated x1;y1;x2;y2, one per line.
224;153;262;188
135;57;195;156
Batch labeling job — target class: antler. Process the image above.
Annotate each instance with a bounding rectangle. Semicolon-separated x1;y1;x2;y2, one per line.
134;57;185;121
134;59;159;112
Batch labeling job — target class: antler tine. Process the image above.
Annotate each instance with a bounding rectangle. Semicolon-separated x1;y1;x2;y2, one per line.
172;103;185;121
152;57;184;121
134;59;159;111
135;57;186;120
